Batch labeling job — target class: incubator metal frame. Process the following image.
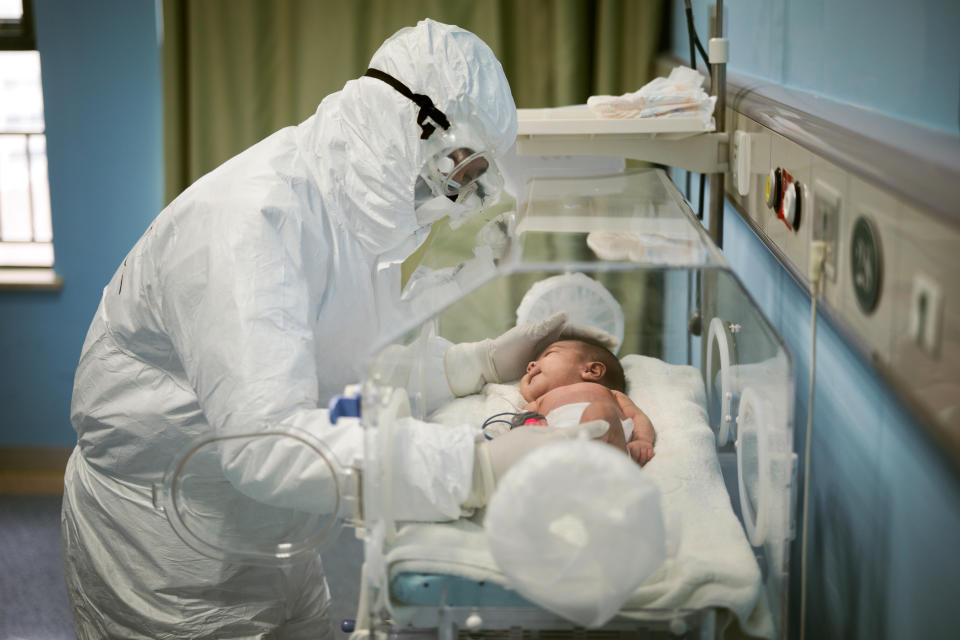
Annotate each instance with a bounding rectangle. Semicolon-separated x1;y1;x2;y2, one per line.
155;170;796;638
353;168;796;639
156;11;803;632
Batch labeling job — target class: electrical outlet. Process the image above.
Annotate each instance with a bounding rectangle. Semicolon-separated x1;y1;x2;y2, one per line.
813;180;841;281
908;272;943;357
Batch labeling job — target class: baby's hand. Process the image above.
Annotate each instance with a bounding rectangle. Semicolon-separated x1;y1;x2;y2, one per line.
627;439;655;466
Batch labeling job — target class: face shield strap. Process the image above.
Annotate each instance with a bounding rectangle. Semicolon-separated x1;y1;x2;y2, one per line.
364;68;450;140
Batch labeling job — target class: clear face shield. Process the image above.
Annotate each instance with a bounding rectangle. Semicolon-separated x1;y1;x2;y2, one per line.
419;136;505;228
362;68;506;229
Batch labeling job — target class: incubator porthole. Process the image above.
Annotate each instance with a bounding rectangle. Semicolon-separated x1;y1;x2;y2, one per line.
736;387;770;547
706;317;735;446
160;431;346;566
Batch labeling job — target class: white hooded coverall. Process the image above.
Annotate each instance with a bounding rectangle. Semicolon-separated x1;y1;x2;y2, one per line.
62;19;517;639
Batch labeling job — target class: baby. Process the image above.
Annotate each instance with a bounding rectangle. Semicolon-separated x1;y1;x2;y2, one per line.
515;338;656;465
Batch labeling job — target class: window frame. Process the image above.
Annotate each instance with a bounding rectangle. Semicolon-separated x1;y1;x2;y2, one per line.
0;0;60;290
0;0;36;51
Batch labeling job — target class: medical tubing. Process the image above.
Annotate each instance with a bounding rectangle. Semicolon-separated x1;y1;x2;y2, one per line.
363;68;450;139
800;241;827;640
684;1;708;221
510;410;546;427
683;1;711;76
698;175;706;220
481;411;520;437
481;411;547;439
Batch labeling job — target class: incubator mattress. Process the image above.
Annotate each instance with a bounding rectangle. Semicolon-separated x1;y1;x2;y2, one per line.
386;355;774;638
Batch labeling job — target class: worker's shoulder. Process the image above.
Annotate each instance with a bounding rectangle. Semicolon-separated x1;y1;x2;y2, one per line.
169;136;313;221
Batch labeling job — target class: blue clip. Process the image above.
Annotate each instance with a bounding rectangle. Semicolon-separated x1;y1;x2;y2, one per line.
328;394;361;424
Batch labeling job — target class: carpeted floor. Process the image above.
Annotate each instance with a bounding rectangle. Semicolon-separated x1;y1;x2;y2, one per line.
0;496;75;640
0;495;362;638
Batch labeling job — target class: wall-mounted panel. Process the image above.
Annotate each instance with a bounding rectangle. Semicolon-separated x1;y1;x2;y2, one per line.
723;107;960;461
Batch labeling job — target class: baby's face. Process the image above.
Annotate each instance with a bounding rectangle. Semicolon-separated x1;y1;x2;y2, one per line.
519;340;589;402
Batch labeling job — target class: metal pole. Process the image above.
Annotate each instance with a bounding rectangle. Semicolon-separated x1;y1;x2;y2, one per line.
708;0;726;248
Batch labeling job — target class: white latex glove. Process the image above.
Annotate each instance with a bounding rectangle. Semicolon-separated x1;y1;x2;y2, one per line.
463;420;611;509
444;311;568;397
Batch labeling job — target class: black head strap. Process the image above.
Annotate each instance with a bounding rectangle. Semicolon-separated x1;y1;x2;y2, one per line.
364;68;451;140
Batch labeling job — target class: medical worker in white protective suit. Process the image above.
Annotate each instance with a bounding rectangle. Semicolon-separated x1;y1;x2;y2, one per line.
62;19;607;639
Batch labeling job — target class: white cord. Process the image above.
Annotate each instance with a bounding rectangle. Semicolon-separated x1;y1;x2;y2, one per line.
800;241;827;639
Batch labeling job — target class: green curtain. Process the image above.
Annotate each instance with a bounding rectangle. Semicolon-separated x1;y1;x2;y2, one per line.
162;0;665;204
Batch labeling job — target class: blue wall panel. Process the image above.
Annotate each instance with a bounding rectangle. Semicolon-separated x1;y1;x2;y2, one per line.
0;0;163;446
721;204;960;639
680;0;960;134
672;2;960;637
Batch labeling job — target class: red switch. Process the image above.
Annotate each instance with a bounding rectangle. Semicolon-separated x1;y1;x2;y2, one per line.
778;169;801;232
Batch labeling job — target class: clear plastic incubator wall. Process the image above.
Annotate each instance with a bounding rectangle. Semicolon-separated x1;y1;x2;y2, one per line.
155;169;796;639
358;169;797;639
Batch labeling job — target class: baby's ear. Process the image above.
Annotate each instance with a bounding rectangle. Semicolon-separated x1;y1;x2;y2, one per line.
582;361;605;381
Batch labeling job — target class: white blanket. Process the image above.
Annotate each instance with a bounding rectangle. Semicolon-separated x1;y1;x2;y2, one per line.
385;355;773;639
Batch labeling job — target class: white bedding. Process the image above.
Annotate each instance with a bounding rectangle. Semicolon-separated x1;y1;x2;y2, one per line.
385;355;774;638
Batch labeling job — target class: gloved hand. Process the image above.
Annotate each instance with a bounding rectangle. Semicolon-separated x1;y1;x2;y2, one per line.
444;311;568;396
462;420;611;509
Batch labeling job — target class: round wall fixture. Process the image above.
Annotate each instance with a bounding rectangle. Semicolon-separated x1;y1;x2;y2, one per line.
706;317;735;446
850;215;883;315
782;181;802;231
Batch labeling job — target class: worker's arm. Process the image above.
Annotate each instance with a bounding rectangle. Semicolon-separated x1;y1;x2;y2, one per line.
158;206;474;520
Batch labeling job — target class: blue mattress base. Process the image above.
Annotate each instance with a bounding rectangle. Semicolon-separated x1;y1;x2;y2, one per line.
390;572;532;607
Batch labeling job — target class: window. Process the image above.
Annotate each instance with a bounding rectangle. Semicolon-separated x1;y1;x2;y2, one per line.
0;0;58;288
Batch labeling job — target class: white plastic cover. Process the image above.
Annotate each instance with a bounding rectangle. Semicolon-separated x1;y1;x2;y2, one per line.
484;440;665;627
515;272;625;353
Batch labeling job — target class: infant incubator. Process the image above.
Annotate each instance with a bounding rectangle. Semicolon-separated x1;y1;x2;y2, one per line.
156;169;796;639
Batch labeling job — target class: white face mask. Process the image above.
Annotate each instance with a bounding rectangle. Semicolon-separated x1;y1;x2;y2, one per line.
414;177;471;227
414;194;457;226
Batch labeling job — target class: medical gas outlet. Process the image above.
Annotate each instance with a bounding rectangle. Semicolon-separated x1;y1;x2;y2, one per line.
765;167;802;232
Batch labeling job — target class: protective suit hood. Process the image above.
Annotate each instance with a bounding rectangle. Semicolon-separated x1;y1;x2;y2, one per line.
296;18;517;256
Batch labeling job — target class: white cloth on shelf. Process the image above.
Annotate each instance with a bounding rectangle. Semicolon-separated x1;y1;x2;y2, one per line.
587;66;716;125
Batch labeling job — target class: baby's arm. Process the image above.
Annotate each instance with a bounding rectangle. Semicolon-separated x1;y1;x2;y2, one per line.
536;383;627;453
581;399;627;453
612;390;656;466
